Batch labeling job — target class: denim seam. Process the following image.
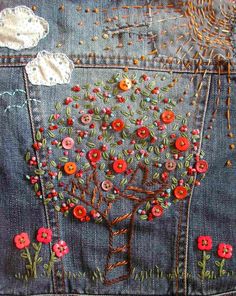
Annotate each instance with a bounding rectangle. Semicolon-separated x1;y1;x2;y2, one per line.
183;74;212;296
23;68;57;294
1;62;236;75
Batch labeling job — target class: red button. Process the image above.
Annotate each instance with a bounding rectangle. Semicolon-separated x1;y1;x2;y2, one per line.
195;160;208;173
81;114;92;124
111;119;125;132
174;186;188;199
62;137;74;150
151;205;163;217
101;180;113;191
175;137;190;151
136;127;150;139
113;159;127;173
161;110;175;124
87;149;101;162
73;205;87;219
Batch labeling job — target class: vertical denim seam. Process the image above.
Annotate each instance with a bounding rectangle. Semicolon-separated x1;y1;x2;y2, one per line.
175;201;184;295
23;68;57;293
183;74;212;296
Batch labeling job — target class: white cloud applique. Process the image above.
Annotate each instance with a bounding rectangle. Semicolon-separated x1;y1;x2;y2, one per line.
0;6;49;50
25;51;74;86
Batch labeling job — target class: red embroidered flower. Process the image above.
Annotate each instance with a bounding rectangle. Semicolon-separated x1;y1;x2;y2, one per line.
136;127;150;139
52;240;69;258
36;228;52;244
197;236;213;251
14;233;30;249
217;243;233;259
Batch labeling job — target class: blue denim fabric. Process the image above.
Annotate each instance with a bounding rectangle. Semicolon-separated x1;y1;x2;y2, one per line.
0;1;236;296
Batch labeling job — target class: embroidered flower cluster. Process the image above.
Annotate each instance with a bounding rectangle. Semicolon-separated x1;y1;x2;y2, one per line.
25;72;208;222
14;228;69;279
197;235;233;279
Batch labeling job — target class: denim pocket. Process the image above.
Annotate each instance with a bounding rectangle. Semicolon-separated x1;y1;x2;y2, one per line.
15;55;213;295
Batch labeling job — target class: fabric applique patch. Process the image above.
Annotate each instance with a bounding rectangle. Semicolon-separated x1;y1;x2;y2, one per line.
0;6;49;50
25;72;208;284
25;51;74;86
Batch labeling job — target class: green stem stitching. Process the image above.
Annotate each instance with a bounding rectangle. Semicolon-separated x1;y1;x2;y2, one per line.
32;242;42;278
44;251;57;277
219;259;225;277
198;250;211;280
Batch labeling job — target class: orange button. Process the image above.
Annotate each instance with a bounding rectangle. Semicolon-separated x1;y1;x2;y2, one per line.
118;78;132;91
73;205;87;219
161;110;175;124
113;159;127;173
64;162;77;175
175;137;190;151
111;119;125;132
174;186;188;199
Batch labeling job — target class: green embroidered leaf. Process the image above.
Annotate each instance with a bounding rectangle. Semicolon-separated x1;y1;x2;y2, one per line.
32;242;39;251
120;178;128;186
215;261;221;267
140;215;148;220
86;142;96;148
102;152;109;160
59;157;68;163
198;261;203;267
36;130;42;141
47;130;55;138
25;151;31;162
34;169;45;175
50;160;57;167
34;183;39;192
58;171;62;181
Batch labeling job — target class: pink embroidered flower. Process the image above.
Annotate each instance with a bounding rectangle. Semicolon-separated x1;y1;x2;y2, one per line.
197;236;212;251
14;233;30;249
217;243;233;259
36;228;52;244
52;240;69;258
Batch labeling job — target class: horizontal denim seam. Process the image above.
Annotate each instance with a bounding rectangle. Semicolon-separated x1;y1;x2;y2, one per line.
0;54;236;72
1;62;236;75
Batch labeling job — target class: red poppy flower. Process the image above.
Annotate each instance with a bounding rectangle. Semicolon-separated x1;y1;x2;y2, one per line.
14;233;30;249
36;228;52;244
111;119;125;132
197;236;213;251
136;127;150;139
217;243;233;259
87;149;101;162
52;240;69;258
113;159;127;173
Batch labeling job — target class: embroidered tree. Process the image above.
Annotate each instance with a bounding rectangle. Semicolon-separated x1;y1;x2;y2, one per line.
25;72;208;284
